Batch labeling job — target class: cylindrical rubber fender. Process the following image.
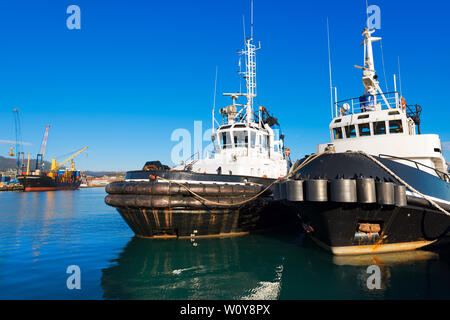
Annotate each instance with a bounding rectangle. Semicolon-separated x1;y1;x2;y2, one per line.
271;183;281;201
305;179;328;202
106;181;264;196
356;178;376;204
329;179;357;203
394;185;407;207
105;194;255;209
279;181;287;200
376;181;395;205
286;180;304;202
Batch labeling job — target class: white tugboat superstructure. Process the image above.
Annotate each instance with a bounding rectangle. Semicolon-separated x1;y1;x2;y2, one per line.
175;24;290;179
318;28;448;178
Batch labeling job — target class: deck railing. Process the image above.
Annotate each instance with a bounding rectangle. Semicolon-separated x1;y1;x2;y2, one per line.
378;154;450;182
335;91;401;117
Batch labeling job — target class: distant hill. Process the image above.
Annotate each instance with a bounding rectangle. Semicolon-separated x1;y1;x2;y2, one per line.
0;155;51;171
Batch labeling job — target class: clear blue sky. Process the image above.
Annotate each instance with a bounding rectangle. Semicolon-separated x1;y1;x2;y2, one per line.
0;0;448;171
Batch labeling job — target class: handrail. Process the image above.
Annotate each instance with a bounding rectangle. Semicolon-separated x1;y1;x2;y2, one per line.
378;153;450;182
183;152;200;170
336;91;399;105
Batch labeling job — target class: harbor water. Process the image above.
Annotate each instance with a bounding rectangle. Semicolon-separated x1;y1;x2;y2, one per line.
0;188;449;300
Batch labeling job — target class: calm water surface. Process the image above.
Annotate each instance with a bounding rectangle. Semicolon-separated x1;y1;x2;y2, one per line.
0;188;449;299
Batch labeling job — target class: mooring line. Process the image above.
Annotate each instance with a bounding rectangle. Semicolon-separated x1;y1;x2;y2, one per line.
156;150;334;207
156;150;450;218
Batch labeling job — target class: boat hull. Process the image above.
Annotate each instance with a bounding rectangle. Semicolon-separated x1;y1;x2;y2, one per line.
289;153;450;255
17;175;81;192
105;170;297;238
294;201;448;255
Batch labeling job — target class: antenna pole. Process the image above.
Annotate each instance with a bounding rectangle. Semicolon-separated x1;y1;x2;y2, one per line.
334;87;338;116
251;0;254;39
380;39;388;92
398;56;403;97
212;66;218;132
393;73;398;107
327;17;334;118
242;15;246;41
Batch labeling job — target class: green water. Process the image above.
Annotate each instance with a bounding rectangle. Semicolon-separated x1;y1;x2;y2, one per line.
0;188;449;299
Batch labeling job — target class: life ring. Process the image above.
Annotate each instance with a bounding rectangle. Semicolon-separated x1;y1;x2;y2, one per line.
401;97;406;111
284;147;290;157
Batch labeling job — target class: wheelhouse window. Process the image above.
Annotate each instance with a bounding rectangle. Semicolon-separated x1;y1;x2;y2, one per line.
344;125;356;138
333;127;343;140
233;130;248;147
262;134;268;150
212;134;219;150
358;123;371;137
250;131;256;148
389;120;403;134
221;131;232;149
374;121;386;135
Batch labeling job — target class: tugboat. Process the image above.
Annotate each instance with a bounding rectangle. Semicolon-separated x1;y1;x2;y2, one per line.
105;8;293;238
285;27;450;255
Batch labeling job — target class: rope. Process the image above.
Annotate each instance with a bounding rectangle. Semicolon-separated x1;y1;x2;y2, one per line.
157;149;450;218
156;150;334;207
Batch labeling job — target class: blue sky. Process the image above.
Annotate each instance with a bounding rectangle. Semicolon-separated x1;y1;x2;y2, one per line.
0;0;448;171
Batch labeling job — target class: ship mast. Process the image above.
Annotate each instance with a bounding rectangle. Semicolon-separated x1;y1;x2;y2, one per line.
223;0;261;126
355;28;391;108
239;36;260;124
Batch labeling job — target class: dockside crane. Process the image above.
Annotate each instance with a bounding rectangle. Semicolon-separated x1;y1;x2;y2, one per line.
35;125;50;171
49;146;88;177
12;109;25;173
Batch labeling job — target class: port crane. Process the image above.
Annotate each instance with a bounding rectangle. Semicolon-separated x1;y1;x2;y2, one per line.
50;146;88;176
11;109;25;173
35;125;50;170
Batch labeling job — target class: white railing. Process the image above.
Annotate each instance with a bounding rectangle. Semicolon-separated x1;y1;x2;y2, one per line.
334;91;402;117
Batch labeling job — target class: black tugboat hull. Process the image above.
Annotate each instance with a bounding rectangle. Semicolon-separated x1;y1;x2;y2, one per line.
290;153;450;255
17;175;81;191
105;170;297;238
114;203;291;239
296;202;449;255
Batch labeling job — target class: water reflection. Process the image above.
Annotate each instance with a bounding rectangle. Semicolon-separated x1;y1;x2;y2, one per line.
101;235;287;300
279;238;450;299
102;233;450;300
